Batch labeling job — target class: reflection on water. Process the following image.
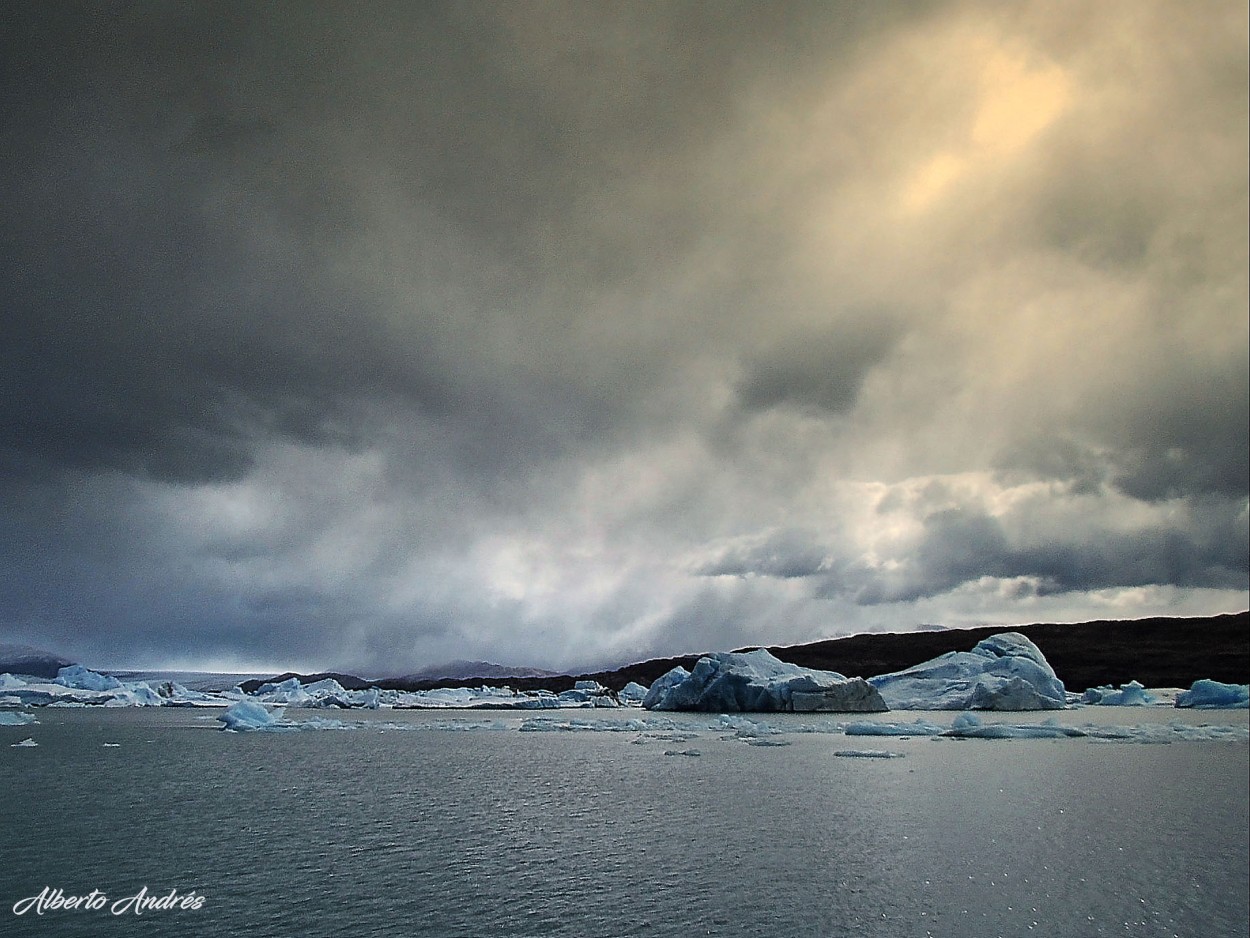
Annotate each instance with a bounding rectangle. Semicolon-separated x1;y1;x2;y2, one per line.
1;707;1246;937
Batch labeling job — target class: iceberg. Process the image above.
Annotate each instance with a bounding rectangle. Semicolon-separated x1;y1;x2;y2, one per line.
519;716;684;733
0;711;37;726
843;718;945;737
640;667;690;709
869;632;1067;710
251;677;311;706
1081;681;1156;706
940;713;1085;739
642;649;887;713
1174;679;1250;709
10;737;37;747
617;681;649;705
218;700;283;731
54;665;122;692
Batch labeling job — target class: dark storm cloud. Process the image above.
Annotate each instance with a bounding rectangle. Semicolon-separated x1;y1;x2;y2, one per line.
698;528;832;580
716;503;1248;607
735;317;901;416
0;2;923;488
1;1;1245;671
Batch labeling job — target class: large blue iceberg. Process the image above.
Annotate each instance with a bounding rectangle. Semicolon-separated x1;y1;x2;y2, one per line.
869;632;1067;710
1175;679;1249;709
642;649;887;713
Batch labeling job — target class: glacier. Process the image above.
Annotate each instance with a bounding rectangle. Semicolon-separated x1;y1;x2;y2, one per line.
869;632;1067;710
642;649;887;713
1175;679;1249;709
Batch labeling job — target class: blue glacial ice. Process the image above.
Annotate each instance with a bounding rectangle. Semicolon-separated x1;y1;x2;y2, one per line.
642;649;887;713
218;700;283;731
940;713;1086;739
519;716;683;733
0;711;38;726
1174;679;1249;709
54;665;123;692
843;718;945;736
869;632;1067;710
1080;681;1156;706
618;681;650;705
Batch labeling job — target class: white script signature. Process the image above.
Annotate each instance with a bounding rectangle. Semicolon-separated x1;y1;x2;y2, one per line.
12;885;205;916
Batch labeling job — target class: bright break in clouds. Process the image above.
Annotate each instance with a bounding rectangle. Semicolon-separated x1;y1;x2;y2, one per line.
1;1;1246;674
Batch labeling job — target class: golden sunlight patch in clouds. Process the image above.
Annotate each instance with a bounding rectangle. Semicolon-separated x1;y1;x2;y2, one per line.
901;40;1072;213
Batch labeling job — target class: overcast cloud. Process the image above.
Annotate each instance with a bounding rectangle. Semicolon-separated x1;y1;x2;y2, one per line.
2;1;1245;673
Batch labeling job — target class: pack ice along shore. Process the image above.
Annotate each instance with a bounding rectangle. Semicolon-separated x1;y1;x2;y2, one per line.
2;616;1247;725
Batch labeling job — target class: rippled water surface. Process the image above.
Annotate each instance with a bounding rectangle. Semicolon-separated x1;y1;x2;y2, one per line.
2;707;1246;937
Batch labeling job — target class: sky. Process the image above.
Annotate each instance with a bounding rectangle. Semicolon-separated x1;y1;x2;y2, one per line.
1;1;1246;675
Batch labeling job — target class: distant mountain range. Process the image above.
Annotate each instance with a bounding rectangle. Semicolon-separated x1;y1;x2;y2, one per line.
7;612;1248;696
242;611;1249;695
393;660;564;683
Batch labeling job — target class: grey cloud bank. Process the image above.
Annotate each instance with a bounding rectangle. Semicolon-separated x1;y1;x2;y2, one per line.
1;1;1245;673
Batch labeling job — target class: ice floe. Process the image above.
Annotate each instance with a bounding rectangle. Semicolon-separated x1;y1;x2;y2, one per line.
869;632;1067;710
10;737;37;747
1080;681;1156;706
1174;679;1249;709
835;749;906;759
0;711;37;726
844;718;945;737
940;713;1086;739
519;716;683;733
643;649;887;713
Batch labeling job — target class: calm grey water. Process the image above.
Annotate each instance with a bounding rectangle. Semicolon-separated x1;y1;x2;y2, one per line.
2;707;1246;938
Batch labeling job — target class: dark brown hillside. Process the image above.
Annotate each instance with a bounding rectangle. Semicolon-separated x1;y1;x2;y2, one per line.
577;612;1249;693
749;612;1249;691
250;612;1248;695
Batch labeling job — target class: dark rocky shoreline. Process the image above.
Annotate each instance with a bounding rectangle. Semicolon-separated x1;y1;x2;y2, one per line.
242;611;1248;696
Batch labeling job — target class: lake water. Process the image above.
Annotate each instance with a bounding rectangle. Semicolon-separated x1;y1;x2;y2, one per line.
2;706;1246;938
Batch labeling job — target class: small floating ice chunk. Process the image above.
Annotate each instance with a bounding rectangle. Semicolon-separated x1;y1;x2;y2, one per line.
940;713;1085;739
663;748;701;757
835;749;905;759
518;715;683;733
424;719;510;732
10;737;37;747
1175;679;1249;709
844;718;944;737
0;711;37;726
715;714;789;744
1081;681;1156;706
